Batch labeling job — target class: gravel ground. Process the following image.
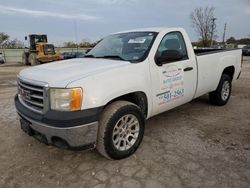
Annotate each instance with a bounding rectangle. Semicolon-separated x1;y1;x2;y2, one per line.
0;58;250;188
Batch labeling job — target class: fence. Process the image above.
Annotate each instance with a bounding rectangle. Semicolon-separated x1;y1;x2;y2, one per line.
0;48;89;64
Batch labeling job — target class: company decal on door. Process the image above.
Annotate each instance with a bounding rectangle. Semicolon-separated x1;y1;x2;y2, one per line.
157;64;184;105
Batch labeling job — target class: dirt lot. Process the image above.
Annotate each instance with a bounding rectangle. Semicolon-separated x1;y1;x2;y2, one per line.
0;58;250;188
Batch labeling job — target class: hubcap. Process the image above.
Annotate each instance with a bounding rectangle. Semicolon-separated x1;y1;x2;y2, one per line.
112;114;140;151
221;81;230;101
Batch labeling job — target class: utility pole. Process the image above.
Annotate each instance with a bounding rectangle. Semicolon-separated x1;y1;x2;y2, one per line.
222;23;227;47
210;18;217;47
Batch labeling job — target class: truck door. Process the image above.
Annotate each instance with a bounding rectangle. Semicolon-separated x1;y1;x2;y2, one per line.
150;31;197;115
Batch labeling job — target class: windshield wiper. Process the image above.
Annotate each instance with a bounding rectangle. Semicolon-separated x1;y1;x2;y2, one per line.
97;55;126;61
84;54;96;58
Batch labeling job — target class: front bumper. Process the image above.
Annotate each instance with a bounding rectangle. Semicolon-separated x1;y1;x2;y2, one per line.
19;112;98;149
37;55;61;63
15;95;102;149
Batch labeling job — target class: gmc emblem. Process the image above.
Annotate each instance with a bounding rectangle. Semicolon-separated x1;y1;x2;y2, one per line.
20;88;31;100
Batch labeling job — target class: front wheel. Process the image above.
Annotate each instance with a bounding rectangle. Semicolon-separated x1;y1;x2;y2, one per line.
209;74;232;106
28;53;39;66
97;101;145;160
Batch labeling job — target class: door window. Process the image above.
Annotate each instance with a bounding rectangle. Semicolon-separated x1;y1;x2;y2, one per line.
155;32;188;64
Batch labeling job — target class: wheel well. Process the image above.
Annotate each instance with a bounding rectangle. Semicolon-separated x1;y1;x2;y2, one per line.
105;92;148;117
222;66;235;80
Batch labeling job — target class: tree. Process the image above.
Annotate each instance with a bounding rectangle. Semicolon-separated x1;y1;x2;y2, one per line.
0;32;10;48
63;41;78;48
0;32;24;48
79;39;92;48
226;37;236;44
225;37;250;45
190;6;217;47
63;39;100;48
237;38;250;45
2;38;24;48
192;40;218;48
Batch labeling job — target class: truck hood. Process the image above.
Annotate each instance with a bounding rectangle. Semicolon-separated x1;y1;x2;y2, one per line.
19;58;131;87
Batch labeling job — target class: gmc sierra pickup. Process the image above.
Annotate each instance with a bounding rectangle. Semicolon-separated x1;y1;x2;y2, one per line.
15;27;242;159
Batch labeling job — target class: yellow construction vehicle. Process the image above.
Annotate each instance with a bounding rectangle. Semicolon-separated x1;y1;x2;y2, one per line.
22;34;61;65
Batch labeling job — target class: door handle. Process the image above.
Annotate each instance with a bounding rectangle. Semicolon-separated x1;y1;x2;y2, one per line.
184;67;193;72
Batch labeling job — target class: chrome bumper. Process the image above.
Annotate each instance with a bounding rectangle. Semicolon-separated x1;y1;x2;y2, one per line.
18;112;98;149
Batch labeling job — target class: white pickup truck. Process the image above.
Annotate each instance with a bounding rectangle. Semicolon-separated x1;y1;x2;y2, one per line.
15;27;242;159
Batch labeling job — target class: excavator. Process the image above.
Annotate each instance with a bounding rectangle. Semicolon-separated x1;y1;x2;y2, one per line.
22;34;61;66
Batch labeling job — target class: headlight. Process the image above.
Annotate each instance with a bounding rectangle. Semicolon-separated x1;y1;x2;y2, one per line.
50;88;83;111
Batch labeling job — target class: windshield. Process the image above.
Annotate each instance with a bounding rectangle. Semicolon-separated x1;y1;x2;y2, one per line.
86;32;158;62
243;46;250;49
44;44;55;55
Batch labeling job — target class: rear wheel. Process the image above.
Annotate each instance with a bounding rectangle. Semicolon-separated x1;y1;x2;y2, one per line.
209;74;232;106
97;101;145;160
22;52;29;65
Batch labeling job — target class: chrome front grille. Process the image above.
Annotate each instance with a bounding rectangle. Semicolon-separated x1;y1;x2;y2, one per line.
18;78;45;113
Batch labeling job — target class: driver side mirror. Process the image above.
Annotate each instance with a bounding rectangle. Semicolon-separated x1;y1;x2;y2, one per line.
25;36;27;41
156;50;183;66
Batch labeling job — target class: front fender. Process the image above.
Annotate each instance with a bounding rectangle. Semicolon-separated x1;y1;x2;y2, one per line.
67;62;152;114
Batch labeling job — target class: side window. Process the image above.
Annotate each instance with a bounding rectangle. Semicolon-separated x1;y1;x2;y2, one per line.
156;32;188;63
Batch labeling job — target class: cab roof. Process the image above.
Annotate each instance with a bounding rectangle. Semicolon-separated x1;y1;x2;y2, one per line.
114;27;183;34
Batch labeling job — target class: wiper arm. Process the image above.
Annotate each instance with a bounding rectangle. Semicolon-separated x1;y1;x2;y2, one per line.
85;55;127;61
84;54;95;58
98;55;126;61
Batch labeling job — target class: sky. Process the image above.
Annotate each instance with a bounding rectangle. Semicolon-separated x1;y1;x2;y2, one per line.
0;0;249;46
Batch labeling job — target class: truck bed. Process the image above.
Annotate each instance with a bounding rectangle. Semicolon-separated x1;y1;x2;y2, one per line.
194;48;239;56
194;48;242;99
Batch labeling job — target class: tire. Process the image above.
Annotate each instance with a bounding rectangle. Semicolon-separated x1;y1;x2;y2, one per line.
209;74;232;106
28;53;39;66
97;101;145;160
22;52;29;65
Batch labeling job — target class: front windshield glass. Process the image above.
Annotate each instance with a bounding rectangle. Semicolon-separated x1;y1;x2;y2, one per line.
87;32;158;62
